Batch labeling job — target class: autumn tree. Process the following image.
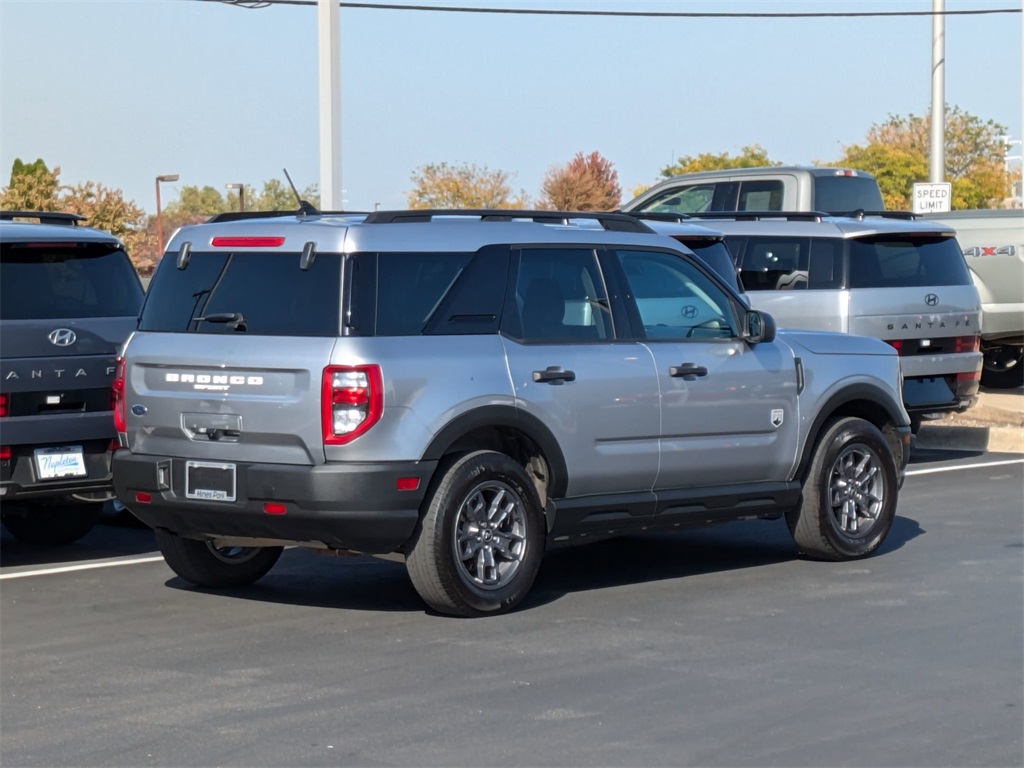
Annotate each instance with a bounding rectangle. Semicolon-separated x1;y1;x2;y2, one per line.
0;159;61;211
407;162;528;209
539;151;621;211
835;105;1009;209
660;144;780;179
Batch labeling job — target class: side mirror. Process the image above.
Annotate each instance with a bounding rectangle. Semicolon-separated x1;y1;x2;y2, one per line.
744;309;776;344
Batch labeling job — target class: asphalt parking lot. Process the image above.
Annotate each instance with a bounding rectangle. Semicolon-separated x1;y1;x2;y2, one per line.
2;447;1021;768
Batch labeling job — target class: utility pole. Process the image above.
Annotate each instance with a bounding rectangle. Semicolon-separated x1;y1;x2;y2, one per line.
930;0;945;183
318;0;342;210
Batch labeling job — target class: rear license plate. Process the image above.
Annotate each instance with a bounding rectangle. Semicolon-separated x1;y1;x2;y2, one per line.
34;446;87;480
185;461;237;502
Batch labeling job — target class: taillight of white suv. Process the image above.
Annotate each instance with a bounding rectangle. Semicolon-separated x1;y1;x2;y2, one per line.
321;365;383;445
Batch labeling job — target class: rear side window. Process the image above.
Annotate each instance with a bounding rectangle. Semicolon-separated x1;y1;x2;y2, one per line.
813;176;885;214
0;242;143;320
140;251;342;336
737;180;783;211
847;236;972;288
348;250;508;337
730;236;844;292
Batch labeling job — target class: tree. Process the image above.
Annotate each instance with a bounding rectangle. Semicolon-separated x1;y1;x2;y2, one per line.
660;144;780;179
62;180;147;262
0;158;61;211
835;106;1009;209
407;162;528;209
540;151;621;211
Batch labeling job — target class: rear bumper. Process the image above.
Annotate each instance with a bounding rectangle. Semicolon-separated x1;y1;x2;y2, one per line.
902;375;980;416
112;451;436;554
0;439;115;501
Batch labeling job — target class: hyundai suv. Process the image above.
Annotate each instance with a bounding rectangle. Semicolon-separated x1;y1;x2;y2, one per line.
113;208;911;617
685;212;983;431
0;211;145;544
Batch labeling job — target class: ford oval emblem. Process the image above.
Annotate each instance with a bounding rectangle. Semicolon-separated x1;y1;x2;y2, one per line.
131;404;147;416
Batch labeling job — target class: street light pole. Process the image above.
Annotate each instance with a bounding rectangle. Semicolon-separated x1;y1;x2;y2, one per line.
155;174;179;254
929;0;945;183
226;183;245;212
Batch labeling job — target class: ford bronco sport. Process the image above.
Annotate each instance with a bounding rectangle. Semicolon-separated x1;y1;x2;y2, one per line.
113;208;911;616
1;211;145;544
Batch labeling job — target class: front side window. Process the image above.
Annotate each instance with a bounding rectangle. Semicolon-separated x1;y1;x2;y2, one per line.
636;183;716;215
502;248;612;342
614;249;737;340
1;242;143;320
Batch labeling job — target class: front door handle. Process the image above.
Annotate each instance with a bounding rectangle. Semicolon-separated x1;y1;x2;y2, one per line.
669;363;708;380
533;366;576;385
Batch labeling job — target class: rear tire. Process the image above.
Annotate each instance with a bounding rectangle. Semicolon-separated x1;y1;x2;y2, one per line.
787;417;898;561
981;354;1024;389
406;450;545;617
155;529;282;588
1;501;102;546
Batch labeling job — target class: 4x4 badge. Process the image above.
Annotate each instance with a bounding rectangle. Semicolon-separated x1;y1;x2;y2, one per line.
48;328;77;347
771;409;784;428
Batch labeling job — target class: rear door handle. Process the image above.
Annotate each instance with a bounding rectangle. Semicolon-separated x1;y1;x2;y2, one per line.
669;363;708;380
533;366;576;385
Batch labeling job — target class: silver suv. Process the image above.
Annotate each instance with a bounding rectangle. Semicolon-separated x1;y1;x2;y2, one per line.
687;212;983;430
113;209;912;617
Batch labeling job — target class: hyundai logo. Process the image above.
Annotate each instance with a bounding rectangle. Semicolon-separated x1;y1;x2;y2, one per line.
48;328;77;347
681;305;698;319
924;294;939;306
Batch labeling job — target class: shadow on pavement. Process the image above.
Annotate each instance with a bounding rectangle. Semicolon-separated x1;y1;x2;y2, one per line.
164;514;925;616
0;519;157;569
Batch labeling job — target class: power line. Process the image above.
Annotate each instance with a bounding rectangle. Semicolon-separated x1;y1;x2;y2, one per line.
203;0;1022;19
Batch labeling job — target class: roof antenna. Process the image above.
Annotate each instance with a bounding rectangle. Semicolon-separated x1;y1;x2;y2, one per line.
283;168;320;216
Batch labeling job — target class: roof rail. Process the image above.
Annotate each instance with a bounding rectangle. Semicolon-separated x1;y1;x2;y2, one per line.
0;210;85;226
620;211;693;223
362;209;656;233
837;210;918;221
206;208;368;224
684;211;827;223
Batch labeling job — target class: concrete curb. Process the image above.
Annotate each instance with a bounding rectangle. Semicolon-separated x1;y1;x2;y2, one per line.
915;424;1023;454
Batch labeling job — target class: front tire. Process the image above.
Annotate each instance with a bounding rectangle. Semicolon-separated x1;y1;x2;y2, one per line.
406;450;545;617
1;501;102;546
787;417;898;561
155;529;282;588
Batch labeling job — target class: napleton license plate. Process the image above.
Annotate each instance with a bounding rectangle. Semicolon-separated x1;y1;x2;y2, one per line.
34;446;87;480
185;460;237;502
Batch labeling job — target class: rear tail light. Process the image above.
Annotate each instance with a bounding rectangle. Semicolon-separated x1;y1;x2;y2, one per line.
956;370;981;384
112;357;127;432
322;365;383;445
954;335;980;354
886;340;903;355
0;446;10;461
0;393;8;418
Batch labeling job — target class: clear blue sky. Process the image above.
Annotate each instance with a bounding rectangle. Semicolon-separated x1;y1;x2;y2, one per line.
1;0;1021;213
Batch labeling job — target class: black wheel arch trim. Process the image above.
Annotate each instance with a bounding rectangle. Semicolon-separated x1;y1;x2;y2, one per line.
796;383;907;481
421;405;570;498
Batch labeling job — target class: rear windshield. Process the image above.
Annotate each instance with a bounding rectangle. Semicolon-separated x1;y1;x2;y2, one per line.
0;242;143;320
813;176;885;214
139;251;342;335
847;236;972;288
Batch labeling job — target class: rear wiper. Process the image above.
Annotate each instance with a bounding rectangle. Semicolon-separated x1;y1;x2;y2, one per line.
195;312;247;331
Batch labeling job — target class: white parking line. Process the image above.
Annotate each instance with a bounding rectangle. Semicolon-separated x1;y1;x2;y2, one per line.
906;457;1024;477
0;555;165;581
2;457;1021;581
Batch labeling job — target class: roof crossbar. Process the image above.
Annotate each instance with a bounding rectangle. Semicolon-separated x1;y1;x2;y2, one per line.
362;209;655;233
0;211;85;226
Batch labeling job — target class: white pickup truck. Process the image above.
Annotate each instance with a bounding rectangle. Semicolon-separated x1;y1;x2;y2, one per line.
923;209;1024;389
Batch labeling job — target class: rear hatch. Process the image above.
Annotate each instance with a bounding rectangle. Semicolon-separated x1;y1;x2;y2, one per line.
845;233;981;374
122;247;343;466
0;240;143;445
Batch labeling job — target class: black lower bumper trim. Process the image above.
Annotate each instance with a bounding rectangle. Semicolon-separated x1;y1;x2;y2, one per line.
113;452;436;554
